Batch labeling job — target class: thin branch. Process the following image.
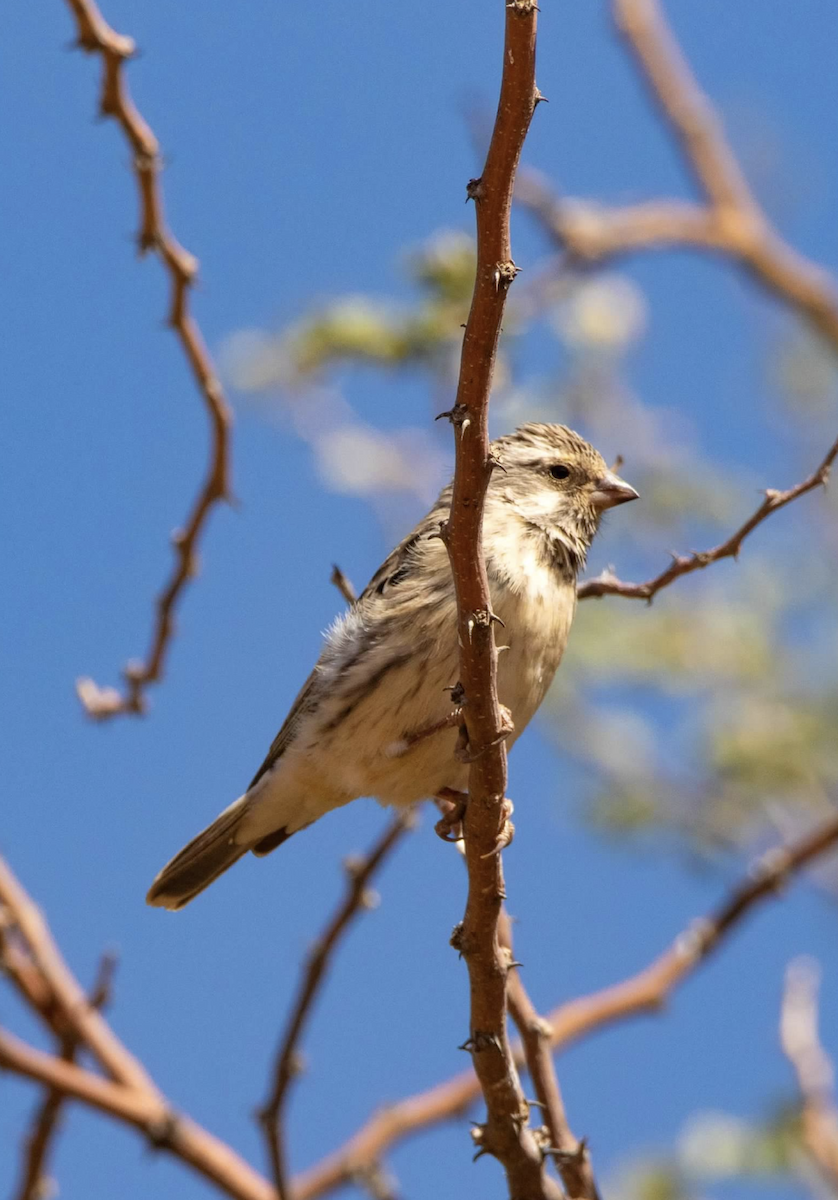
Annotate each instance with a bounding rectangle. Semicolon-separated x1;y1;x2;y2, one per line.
13;953;117;1200
0;857;155;1093
61;0;233;719
578;430;838;601
291;814;838;1199
0;855;275;1200
781;958;838;1191
517;0;838;355
258;814;413;1200
439;2;558;1197
330;565;358;607
500;912;600;1200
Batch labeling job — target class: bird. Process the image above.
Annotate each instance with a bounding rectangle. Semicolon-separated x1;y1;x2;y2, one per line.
147;423;637;909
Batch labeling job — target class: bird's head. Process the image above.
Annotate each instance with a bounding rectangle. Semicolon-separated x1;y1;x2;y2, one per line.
489;422;638;552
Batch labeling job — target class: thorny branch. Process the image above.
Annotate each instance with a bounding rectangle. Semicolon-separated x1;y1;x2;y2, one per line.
258;814;413;1200
439;2;561;1198
500;912;600;1200
578;431;838;601
518;0;838;354
291;814;838;1199
781;958;838;1192
1;817;836;1200
63;0;233;720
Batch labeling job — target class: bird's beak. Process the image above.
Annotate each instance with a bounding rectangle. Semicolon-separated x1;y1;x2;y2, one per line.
591;470;639;510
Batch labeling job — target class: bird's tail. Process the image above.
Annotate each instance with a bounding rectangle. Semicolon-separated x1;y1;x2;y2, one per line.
146;797;251;911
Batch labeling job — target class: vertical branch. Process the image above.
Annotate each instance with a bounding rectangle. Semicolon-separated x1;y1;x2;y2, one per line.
442;3;558;1197
500;914;600;1200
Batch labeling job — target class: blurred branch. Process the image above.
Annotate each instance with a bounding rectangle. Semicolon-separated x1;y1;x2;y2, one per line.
578;430;838;601
292;814;838;1199
258;814;413;1200
62;0;233;720
501;912;600;1200
439;3;560;1198
13;953;116;1200
0;854;275;1200
330;564;358;606
781;958;838;1191
517;0;838;354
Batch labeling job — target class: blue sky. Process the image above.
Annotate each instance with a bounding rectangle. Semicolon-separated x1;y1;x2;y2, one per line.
2;3;837;1200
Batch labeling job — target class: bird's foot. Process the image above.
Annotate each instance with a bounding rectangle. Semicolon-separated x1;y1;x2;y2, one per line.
434;788;468;843
481;797;515;859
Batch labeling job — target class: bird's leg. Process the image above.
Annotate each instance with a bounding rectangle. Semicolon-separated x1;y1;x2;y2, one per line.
434;788;468;843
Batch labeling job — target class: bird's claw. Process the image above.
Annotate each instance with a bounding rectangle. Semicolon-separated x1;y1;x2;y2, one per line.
481;798;515;858
434;788;468;843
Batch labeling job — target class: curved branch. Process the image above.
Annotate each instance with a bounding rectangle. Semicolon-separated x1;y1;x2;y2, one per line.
292;814;838;1199
62;0;233;719
578;431;838;601
518;0;838;355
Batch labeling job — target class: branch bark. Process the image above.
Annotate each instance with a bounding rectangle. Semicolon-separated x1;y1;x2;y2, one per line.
577;431;838;601
439;3;559;1197
62;0;234;719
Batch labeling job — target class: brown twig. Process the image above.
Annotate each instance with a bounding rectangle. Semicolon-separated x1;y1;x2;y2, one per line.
577;431;838;601
291;814;838;1199
500;912;600;1200
330;565;358;607
517;0;838;355
61;0;233;720
13;953;117;1200
0;854;274;1200
439;4;559;1198
781;958;838;1191
258;814;412;1200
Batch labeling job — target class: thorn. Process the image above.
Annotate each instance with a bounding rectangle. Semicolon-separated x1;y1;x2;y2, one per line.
435;403;470;427
493;260;520;291
534;87;549;105
466;177;484;203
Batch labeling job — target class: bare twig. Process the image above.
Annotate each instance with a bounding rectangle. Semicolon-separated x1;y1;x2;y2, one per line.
439;3;560;1198
0;855;274;1200
781;958;838;1191
291;814;838;1199
500;913;600;1200
578;432;838;601
258;814;412;1200
330;565;358;607
517;0;838;355
61;0;233;719
13;953;117;1200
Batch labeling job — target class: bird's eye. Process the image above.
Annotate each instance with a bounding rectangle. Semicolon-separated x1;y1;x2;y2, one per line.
549;463;570;480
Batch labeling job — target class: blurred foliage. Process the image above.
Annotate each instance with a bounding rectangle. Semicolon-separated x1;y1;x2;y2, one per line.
223;220;838;882
607;1103;831;1200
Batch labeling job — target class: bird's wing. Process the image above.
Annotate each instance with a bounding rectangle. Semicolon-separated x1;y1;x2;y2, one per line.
247;669;320;790
358;489;450;602
247;490;451;790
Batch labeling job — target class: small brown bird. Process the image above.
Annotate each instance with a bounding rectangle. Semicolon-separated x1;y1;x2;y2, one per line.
147;423;637;909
